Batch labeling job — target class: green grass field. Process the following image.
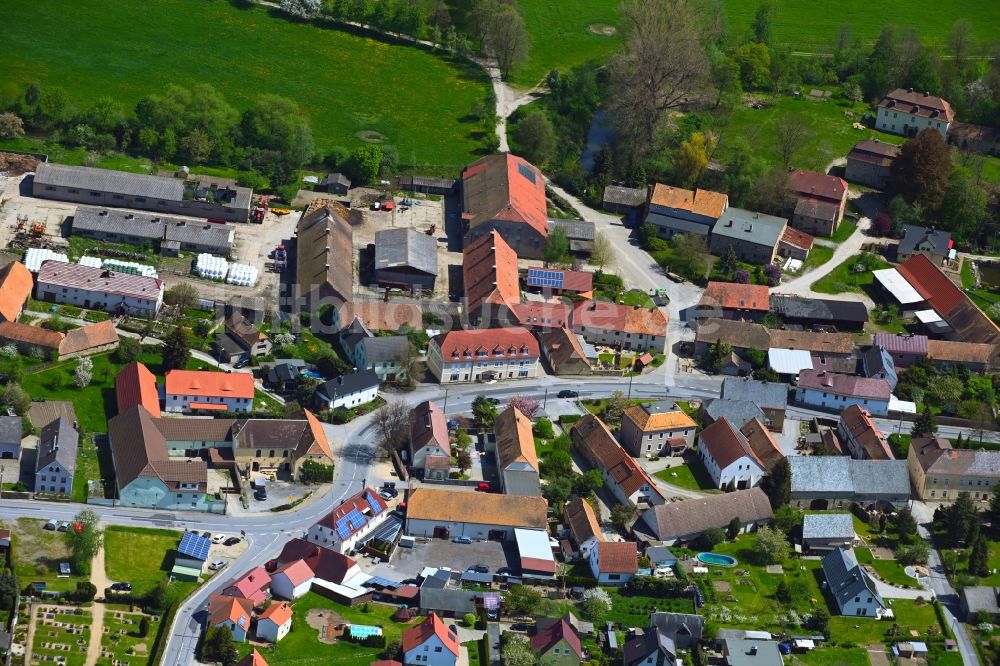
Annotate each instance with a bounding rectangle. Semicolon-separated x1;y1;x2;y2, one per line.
790;647;870;666
654;456;720;493
5;518;89;593
1;0;490;169
513;1;621;86
104;526;184;597
811;255;892;294
854;547;918;588
796;244;834;274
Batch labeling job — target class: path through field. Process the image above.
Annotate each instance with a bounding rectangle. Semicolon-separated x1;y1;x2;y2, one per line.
85;540;112;666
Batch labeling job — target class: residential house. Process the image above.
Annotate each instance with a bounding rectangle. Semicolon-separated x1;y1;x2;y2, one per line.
314;370;380;410
270;559;315;600
0;260;33;322
926;339;997;372
789;456;910;510
636;488;773;545
256;602;292;643
563;497;603;561
602;184;647;216
739;418;785;472
873;333;927;369
33;162;252;222
510;301;571;331
403;613;460;666
0;321;65;358
787;169;849;236
697;417;766;490
588;541;638;586
492;406;541;496
777;226;815;262
822;548;886;616
36;261;164;317
694;318;770;357
404;487;548;540
644;183;728;239
768;329;856;361
321;172;350;194
207;594;253;642
531;618;583;665
845;140;900;189
710;208;787;265
649;613;705;650
426;327;540;384
907;436;1000;505
802;513;857;552
164;369;255;413
620;401;698;458
697;282;770;321
266;359;308;393
108;406;212;512
115;361;161;416
960;587;1000;623
702;399;766;431
305;487;391;554
524;267;594;297
721;639;784;666
295;199;355;307
571;415;667;509
897;225;952;264
229;411;334;479
721;377;788;432
462;153;548;259
769;295;869;331
623;627;676;666
72;207;234;255
352;336;411;382
223;567;271;607
33;417;77;496
238;650;271;666
271;538;372;606
0;416;21;461
875;254;1000;344
58;320;120;360
571;300;668;354
876;89;953;137
838;405;892;460
409;401;451;481
538;327;592;375
215;313;272;365
861;346;898;390
374;227;438;293
794;370;892;417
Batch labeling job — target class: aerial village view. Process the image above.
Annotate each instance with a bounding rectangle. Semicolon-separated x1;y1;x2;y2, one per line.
1;1;1000;666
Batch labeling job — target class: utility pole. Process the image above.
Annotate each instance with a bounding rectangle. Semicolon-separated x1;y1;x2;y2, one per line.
542;388;548;410
442;388;449;414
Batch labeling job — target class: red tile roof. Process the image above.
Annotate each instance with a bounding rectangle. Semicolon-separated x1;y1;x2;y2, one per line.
511;301;570;328
839;405;893;460
316;487;388;540
571;415;666;501
274;559;314;587
530;618;583;657
594;541;638;574
0;260;33;322
699;417;764;470
223;566;271;606
410;400;449;456
527;267;594;293
464;230;519;314
59;320;119;356
701;282;770;312
276;538;357;584
797;370;891;400
879;89;954;123
207;594;252;631
896;254;1000;344
739;418;785;471
564;497;603;547
432;327;540;361
0;320;64;349
402;612;460;656
649;184;728;218
165;369;255;399
237;649;270;666
572;300;668;337
462;154;548;239
788;169;848;203
258;601;292;627
781;226;815;251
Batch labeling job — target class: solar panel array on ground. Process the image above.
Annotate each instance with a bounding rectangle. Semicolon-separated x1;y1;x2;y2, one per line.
527;268;565;289
178;532;211;561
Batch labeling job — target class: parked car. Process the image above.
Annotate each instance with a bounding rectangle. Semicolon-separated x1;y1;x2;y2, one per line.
497;567;512;576
202;531;212;539
57;522;70;532
254;488;268;501
452;536;472;544
211;534;228;544
234;359;248;369
209;560;227;571
470;564;489;574
476;482;492;492
44;519;58;531
379;490;394;500
223;537;241;547
557;389;579;398
110;582;132;592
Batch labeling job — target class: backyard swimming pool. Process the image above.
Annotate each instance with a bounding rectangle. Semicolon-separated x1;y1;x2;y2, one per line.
697;552;738;567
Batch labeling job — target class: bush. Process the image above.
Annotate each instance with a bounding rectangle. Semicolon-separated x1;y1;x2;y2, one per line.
533;418;554;439
463;613;477;627
558;414;582;426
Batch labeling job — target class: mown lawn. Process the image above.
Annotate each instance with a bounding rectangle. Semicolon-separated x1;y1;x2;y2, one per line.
854;547;918;588
811;255;892;294
104;526;184;596
796;244;834;274
31;607;90;666
1;0;490;168
98;606;162;666
790;647;870;666
719;0;1000;53
824;220;858;244
654;455;719;493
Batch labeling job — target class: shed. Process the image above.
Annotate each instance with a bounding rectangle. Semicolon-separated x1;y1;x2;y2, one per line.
373;227;438;291
322;173;351;195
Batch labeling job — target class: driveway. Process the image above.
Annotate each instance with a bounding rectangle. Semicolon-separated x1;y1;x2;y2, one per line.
369;538;514;580
775;213;873;300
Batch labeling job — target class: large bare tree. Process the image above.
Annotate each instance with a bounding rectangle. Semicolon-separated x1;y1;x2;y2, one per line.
774;112;812;170
373;400;411;459
610;0;710;164
485;3;529;78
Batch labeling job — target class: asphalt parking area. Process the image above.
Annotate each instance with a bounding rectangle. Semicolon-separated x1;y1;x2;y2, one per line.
385;538;515;580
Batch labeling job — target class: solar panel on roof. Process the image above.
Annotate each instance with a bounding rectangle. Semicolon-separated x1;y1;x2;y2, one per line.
178;532;211;561
364;576;401;589
517;162;537;184
365;492;382;513
527;268;565;289
337;508;367;539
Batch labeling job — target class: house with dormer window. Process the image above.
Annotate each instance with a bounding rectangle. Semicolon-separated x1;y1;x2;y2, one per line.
426;328;540;383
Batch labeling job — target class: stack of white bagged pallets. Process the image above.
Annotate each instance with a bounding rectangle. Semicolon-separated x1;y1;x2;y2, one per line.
77;256;103;269
102;259;158;278
24;248;69;272
195;253;229;280
225;263;258;287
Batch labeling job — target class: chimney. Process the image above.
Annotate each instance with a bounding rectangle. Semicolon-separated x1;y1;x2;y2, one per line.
749;646;758;656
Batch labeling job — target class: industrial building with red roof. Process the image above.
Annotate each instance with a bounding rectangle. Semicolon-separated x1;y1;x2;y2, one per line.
462;153;548;259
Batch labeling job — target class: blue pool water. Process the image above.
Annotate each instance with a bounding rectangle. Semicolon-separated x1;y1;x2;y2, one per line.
697;552;738;567
301;370;322;380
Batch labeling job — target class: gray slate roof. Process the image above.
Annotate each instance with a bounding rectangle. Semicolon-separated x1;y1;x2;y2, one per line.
790;456;910;497
862;346;897;387
646;212;711;235
419;588;477;614
704;399;766;429
649;613;704;643
802;513;855;541
721;377;788;409
712;207;787;248
641;488;773;542
724;639;783;666
73;207;165;241
164;219;234;250
961;586;1000;615
822;548;884;613
899;225;951;255
316;369;380;401
0;415;22;445
603;185;647;208
35;416;78;475
548;218;596;241
374;227;438;276
359;335;410;364
36;163;185;200
769;294;869;324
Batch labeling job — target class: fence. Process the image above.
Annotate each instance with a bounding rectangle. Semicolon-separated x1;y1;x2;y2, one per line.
87;497;228;514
